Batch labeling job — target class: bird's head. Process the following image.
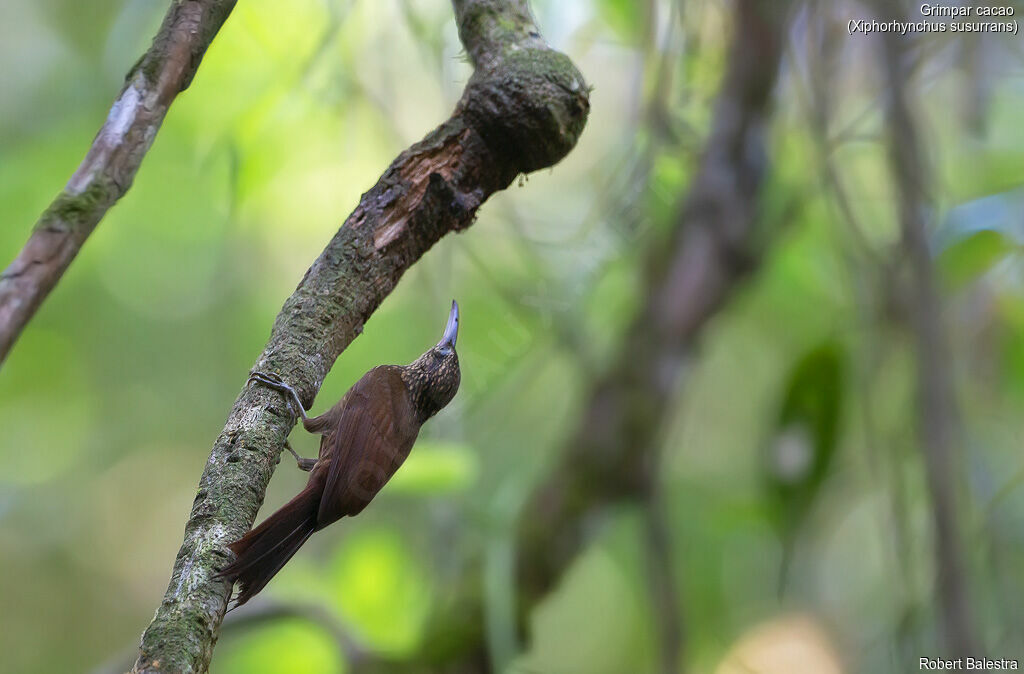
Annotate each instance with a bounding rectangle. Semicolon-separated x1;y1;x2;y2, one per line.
403;300;461;421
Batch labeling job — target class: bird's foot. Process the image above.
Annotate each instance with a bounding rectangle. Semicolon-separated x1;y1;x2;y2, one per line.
247;370;286;387
247;371;309;421
284;440;317;472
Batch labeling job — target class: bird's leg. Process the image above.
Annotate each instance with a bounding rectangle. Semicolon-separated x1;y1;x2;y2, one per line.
284;440;318;472
248;371;318;472
247;371;310;421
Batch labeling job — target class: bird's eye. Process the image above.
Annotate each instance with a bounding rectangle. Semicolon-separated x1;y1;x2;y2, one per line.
436;346;451;357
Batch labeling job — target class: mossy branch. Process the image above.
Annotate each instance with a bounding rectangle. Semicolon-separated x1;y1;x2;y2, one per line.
129;1;588;672
0;0;237;366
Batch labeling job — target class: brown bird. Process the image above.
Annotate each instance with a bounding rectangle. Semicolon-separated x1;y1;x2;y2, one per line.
218;301;461;607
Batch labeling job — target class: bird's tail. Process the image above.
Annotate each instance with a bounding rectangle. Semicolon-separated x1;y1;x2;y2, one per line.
217;486;319;608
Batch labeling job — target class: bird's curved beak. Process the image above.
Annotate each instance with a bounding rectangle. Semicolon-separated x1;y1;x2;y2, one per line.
438;300;459;350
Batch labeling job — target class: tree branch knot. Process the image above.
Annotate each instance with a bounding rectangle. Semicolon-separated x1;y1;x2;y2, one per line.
459;48;589;175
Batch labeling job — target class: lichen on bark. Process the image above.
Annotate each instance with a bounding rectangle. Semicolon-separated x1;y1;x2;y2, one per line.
130;2;588;673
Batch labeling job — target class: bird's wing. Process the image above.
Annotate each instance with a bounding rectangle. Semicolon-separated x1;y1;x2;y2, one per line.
316;367;418;525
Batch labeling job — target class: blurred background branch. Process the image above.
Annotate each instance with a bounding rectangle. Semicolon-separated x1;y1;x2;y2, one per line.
0;0;237;365
879;4;977;657
515;2;787;671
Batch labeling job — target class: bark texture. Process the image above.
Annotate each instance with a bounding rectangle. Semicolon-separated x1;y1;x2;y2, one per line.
0;0;237;365
130;1;588;672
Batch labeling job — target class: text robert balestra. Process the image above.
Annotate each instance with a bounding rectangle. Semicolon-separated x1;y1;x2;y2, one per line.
920;657;1019;671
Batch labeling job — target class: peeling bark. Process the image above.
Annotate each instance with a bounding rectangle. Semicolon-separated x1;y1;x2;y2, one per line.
0;0;237;366
130;2;588;672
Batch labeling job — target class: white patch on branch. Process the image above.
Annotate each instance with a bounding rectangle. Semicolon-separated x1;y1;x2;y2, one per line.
174;522;228;598
238;406;262;428
65;74;145;195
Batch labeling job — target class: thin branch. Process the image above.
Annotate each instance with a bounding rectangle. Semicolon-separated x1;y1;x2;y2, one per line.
0;0;237;365
878;8;977;658
129;1;589;672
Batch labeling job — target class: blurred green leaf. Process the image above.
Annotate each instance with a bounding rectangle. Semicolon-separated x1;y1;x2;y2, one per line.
386;440;478;495
998;297;1024;401
935;188;1024;287
328;528;430;653
595;0;642;42
0;330;94;484
944;147;1024;203
937;229;1015;289
765;340;845;525
648;151;689;225
763;340;845;594
517;514;654;674
584;255;641;362
36;0;123;60
214;618;344;674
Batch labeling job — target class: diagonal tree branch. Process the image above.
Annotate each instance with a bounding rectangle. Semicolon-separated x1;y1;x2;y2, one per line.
130;2;589;672
0;0;238;366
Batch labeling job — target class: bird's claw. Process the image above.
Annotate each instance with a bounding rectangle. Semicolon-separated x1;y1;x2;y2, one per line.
247;371;308;421
284;440;317;472
248;371;285;387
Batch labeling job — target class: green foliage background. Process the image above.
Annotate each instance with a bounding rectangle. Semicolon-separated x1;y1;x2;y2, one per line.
2;1;1024;672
